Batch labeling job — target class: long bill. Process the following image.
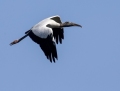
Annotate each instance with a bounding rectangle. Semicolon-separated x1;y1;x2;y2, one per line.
60;21;82;28
10;31;30;46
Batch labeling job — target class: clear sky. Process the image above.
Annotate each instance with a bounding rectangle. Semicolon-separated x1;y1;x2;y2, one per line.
0;0;120;91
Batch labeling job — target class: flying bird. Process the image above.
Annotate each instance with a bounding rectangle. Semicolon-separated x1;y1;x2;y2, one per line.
10;15;82;63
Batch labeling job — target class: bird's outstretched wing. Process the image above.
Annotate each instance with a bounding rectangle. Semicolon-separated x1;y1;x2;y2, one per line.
39;37;58;63
50;15;64;44
52;28;64;44
28;31;58;62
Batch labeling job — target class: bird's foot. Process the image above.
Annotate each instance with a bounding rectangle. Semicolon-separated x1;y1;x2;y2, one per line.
10;40;19;46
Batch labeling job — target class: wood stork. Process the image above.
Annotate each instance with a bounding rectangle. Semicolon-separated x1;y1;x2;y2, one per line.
10;15;82;63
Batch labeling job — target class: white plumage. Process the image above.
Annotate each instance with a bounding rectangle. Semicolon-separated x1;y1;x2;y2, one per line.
32;15;60;38
10;15;82;63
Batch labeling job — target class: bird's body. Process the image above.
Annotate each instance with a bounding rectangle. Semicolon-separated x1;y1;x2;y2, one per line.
27;15;63;62
10;15;82;63
31;16;61;38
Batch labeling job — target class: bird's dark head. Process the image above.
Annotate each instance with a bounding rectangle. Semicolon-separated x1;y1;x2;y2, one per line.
60;21;82;28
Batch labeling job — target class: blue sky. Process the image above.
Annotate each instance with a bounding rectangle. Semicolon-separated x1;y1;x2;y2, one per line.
0;0;120;91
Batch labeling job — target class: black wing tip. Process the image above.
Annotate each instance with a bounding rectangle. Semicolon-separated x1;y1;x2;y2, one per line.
46;54;58;63
49;57;58;63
